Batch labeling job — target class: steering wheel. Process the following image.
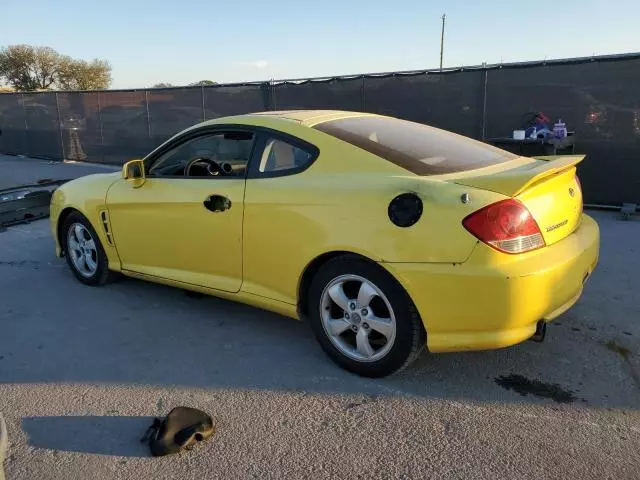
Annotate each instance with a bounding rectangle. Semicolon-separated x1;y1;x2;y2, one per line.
184;156;221;177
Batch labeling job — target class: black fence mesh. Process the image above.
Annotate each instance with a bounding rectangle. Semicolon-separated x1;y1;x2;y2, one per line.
57;92;101;162
363;72;484;138
484;59;640;205
273;79;363;111
98;91;150;164
204;85;267;119
0;55;639;205
148;88;202;147
0;94;28;155
23;93;62;159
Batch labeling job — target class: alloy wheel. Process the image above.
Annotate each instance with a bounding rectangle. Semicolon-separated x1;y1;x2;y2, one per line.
67;223;98;278
320;274;397;362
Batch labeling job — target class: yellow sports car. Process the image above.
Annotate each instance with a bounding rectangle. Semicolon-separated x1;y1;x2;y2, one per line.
50;110;600;377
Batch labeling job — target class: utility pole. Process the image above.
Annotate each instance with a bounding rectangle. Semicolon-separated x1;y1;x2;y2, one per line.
439;14;446;71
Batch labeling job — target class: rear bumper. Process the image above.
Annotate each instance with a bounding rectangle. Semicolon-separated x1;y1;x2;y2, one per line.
383;214;600;353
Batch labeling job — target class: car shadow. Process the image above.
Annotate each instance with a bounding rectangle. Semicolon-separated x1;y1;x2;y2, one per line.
22;416;153;457
0;211;638;411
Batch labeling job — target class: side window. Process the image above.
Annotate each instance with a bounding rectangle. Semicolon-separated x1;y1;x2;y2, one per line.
149;131;254;177
258;137;314;174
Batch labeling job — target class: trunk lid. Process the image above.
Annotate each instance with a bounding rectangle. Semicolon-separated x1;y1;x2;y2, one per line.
452;155;584;246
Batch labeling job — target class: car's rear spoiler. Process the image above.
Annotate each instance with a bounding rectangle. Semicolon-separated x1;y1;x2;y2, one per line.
452;155;585;197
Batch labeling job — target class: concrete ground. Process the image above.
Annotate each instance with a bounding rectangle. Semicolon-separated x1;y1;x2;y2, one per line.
0;157;639;479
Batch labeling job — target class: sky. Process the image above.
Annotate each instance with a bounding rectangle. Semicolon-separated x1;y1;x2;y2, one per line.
1;0;639;89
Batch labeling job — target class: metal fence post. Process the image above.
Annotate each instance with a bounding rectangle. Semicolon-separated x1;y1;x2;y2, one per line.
97;91;105;163
201;85;206;121
271;80;276;110
55;92;65;160
260;81;271;111
481;64;488;141
21;93;29;156
145;90;151;138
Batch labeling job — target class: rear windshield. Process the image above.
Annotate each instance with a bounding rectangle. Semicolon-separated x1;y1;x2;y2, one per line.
314;116;517;175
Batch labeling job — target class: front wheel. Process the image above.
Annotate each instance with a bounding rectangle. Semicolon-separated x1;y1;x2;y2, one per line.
62;212;117;286
308;255;425;377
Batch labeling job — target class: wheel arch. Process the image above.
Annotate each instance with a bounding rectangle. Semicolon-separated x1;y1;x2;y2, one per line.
296;250;414;320
57;207;84;254
298;251;361;318
301;250;427;376
56;207;120;272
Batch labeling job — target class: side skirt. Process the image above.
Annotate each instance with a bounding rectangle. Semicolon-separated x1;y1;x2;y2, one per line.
121;269;300;320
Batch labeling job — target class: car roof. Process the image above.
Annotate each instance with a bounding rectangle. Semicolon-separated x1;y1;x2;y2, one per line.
200;110;377;129
250;110;375;126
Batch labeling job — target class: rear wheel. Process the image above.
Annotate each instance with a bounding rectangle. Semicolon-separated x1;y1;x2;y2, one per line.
308;255;425;377
62;212;117;286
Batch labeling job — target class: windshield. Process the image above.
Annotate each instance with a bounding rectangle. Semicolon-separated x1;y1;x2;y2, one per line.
314;115;517;175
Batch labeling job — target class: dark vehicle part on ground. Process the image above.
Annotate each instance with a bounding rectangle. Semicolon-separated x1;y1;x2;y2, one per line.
0;180;70;229
140;407;215;457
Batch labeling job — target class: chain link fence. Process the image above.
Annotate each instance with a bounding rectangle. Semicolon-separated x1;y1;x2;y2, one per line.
1;54;639;205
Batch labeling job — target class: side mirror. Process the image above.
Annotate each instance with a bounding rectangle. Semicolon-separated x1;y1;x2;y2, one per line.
122;159;146;188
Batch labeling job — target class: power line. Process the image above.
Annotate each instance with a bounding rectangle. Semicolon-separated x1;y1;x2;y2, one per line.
440;14;446;71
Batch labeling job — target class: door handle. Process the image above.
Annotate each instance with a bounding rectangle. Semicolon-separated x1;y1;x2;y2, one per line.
203;195;232;213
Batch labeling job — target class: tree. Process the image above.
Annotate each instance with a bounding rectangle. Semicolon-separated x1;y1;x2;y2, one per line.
0;44;111;91
57;58;111;90
0;45;61;91
189;80;217;86
152;82;174;88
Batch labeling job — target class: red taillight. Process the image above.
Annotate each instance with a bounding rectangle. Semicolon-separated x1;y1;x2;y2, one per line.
463;199;545;254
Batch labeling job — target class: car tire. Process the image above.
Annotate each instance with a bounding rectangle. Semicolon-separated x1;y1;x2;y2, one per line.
61;211;118;286
308;255;425;377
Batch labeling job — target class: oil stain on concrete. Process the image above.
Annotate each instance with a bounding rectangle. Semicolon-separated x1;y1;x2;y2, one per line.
494;374;577;403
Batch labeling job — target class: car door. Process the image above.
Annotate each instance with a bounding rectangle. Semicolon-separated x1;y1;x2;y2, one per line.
242;131;320;303
106;128;255;293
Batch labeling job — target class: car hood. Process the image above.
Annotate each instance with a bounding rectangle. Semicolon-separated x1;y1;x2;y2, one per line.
53;172;122;206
